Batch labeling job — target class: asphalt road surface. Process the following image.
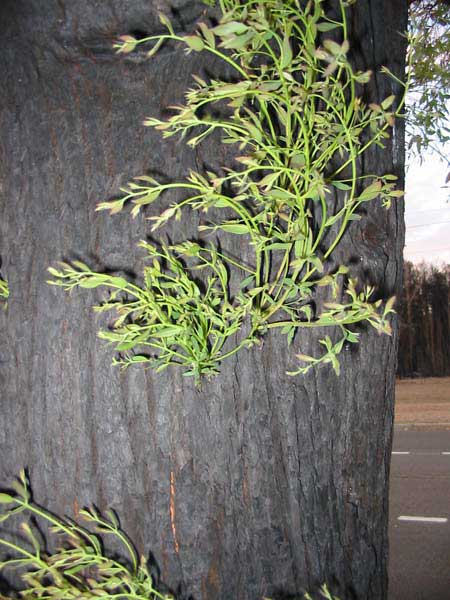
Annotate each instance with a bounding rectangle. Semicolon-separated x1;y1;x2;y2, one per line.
389;429;450;600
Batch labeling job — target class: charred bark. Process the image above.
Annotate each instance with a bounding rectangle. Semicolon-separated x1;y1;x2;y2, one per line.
0;1;406;599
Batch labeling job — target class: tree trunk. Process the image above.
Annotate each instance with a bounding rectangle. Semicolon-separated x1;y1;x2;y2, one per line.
0;1;407;599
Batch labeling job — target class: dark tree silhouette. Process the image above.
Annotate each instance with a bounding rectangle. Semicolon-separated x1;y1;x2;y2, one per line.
398;261;450;377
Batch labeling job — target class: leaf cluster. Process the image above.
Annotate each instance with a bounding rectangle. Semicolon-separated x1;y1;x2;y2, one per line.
49;0;406;381
0;277;8;308
0;471;171;600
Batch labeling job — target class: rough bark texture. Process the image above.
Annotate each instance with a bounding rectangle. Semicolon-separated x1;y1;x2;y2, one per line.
0;1;406;599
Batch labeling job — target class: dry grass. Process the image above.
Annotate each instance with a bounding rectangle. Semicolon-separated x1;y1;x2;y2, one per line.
395;377;450;426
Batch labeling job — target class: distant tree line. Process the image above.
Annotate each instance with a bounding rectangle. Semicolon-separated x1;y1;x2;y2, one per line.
398;261;450;377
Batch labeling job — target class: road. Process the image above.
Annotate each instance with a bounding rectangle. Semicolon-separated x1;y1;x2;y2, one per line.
389;429;450;600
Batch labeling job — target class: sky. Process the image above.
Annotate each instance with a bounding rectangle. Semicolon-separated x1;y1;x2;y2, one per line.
404;155;450;265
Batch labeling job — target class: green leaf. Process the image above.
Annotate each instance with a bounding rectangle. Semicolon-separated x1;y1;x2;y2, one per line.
147;37;164;58
308;256;324;273
345;330;360;343
155;326;183;338
130;355;150;363
290;152;306;169
354;70;372;83
109;277;129;289
269;188;294;200
384;296;396;314
116;340;138;351
0;493;14;504
12;479;28;500
317;22;340;32
199;22;215;48
259;172;279;190
47;266;62;277
280;35;293;69
323;39;342;56
115;35;137;54
159;13;172;29
240;275;255;289
264;242;292;251
221;31;254;50
381;95;396;110
184;36;205;51
358;180;382;201
330;354;341;376
331;180;351;191
78;277;105;289
258;81;282;92
219;223;249;234
296;353;316;363
213;21;248;36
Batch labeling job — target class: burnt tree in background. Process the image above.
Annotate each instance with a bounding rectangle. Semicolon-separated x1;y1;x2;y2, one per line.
0;1;406;599
398;261;450;377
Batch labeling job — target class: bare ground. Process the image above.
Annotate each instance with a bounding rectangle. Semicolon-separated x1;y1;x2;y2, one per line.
395;377;450;428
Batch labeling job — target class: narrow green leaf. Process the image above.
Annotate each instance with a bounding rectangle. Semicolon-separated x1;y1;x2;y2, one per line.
264;242;292;251
240;275;255;289
258;81;282;92
381;95;396;110
199;22;215;48
219;223;249;234
308;256;324;273
280;35;293;69
115;35;137;54
323;39;342;56
354;70;372;83
155;327;183;338
331;180;351;191
259;172;279;190
159;13;174;34
290;152;306;169
317;22;340;32
269;188;294;200
223;31;255;50
296;353;316;363
213;21;248;36
184;36;205;51
0;493;14;504
78;278;105;289
130;355;150;363
359;180;382;201
384;296;396;313
147;37;164;58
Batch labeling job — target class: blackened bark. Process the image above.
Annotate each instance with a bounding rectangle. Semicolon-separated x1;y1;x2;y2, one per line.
0;1;407;599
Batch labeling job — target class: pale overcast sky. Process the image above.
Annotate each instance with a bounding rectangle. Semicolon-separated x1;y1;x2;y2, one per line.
404;155;450;265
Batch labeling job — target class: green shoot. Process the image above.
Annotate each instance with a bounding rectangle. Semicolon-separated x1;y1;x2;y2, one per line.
49;0;407;380
0;470;172;600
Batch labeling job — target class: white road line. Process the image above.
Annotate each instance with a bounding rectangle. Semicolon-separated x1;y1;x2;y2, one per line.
392;451;450;456
398;516;448;523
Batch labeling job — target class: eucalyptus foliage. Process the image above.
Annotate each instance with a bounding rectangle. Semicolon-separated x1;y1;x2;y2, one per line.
0;472;340;600
408;0;450;165
0;471;172;599
0;277;8;306
49;0;407;381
